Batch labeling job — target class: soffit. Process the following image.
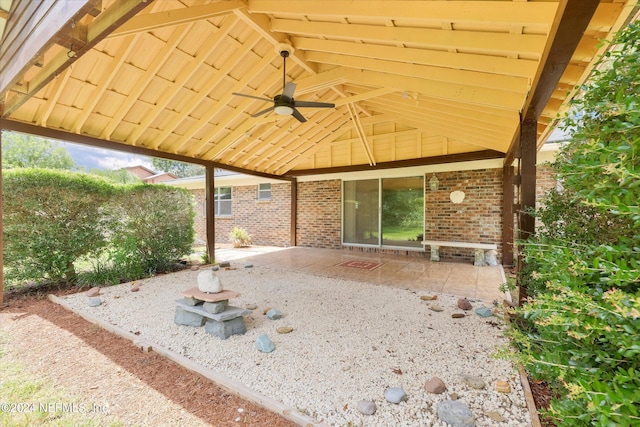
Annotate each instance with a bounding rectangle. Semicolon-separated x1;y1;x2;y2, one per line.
0;0;636;176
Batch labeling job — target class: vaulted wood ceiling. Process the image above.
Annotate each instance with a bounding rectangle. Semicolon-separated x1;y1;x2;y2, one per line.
0;0;636;177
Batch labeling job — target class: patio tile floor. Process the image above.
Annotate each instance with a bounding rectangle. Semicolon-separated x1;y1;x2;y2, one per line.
212;245;508;303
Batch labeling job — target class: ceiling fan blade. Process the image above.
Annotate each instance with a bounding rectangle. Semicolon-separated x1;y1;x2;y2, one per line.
251;106;274;117
294;100;335;109
232;92;272;103
291;108;307;123
282;82;296;99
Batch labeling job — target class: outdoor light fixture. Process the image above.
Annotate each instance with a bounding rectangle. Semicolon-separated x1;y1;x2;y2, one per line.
274;105;294;115
429;173;439;191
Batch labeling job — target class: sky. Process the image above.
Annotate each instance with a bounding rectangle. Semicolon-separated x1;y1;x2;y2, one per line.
57;141;154;171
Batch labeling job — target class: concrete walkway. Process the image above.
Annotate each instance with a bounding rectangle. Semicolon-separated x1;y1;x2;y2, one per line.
211;245;508;303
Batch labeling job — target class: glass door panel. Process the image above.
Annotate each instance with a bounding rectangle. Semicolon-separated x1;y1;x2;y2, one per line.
381;177;424;248
343;179;379;245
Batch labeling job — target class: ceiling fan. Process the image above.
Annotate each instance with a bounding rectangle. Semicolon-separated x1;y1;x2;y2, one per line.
232;46;335;123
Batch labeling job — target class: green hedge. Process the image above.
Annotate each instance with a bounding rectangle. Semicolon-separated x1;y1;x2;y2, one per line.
3;169;195;287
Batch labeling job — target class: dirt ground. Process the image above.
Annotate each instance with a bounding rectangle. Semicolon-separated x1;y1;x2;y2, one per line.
1;292;296;427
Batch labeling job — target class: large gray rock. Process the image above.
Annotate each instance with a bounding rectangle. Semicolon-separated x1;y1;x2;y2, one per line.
203;300;228;314
384;387;407;404
197;269;223;293
205;317;246;339
437;400;476;427
174;306;205;327
256;334;275;353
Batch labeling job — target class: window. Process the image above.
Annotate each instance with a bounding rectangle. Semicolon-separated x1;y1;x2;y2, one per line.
258;183;271;200
214;187;232;216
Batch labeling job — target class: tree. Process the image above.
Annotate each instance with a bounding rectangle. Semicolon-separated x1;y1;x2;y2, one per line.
1;132;75;169
150;158;204;178
508;22;640;426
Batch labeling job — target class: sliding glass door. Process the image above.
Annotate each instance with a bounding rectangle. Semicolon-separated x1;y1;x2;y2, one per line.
343;177;424;248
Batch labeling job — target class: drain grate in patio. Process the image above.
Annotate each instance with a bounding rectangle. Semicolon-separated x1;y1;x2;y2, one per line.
335;259;384;271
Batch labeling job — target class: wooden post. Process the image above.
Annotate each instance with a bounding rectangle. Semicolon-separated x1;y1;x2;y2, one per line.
518;119;537;304
0;128;3;306
502;164;515;266
205;164;215;264
290;178;297;247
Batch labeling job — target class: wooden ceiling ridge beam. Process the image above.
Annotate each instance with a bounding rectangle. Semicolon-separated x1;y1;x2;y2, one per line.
234;7;316;74
148;32;262;150
100;21;192;140
271;18;547;56
107;0;245;38
183;62;284;158
127;16;240;144
167;47;277;155
306;51;531;94
346;103;375;166
249;1;558;25
293;37;539;79
3;0;153;116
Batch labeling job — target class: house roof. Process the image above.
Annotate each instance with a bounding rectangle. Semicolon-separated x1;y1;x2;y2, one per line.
0;0;637;178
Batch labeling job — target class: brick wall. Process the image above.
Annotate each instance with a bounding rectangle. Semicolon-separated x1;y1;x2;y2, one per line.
424;169;503;263
190;183;292;247
296;180;342;248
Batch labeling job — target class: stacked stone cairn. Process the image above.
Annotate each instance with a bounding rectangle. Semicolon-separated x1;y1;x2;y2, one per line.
174;268;250;339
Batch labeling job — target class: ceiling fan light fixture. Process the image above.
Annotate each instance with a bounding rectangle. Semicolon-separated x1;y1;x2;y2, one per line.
274;105;294;115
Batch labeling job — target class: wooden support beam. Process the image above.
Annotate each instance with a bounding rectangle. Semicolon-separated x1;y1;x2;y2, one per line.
290;178;297;247
502;165;515;266
205;164;216;264
517;119;537;304
0;129;4;306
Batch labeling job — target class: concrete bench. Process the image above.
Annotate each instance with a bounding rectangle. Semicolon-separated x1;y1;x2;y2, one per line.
421;240;497;266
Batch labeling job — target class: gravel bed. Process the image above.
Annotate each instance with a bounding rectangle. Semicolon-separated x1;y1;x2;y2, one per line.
62;265;531;427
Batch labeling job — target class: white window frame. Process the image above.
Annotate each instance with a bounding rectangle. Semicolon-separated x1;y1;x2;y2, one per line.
214;186;232;216
257;183;271;200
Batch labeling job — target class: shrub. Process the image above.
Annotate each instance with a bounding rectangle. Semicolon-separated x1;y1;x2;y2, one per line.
3;169;116;284
508;23;640;426
229;227;251;247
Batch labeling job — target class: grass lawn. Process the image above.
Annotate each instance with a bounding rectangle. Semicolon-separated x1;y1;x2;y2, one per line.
382;225;423;241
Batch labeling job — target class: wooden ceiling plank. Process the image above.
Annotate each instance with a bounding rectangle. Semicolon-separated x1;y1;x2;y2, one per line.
232;123;295;167
271;18;547;56
307;51;531;93
249;1;558;26
100;23;191;140
38;68;73;127
74;34;139;133
107;0;244;38
3;0;153;116
221;121;283;164
350;70;524;111
333;87;396;107
264;112;349;174
346;103;375;166
167;48;277;154
293;37;539;78
128;16;239;144
234;7;317;74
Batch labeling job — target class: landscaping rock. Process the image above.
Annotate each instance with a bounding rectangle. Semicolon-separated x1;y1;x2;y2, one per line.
457;298;473;310
496;380;511;393
384;387;406;404
437;400;476;427
420;295;437;301
203;300;228;314
190;265;200;271
474;307;493;317
255;334;275;353
266;309;283;320
86;287;100;297
218;261;231;268
430;304;444;312
197;270;223;293
484;410;506;422
245;303;258;310
424;376;447;394
174;306;205;327
205;317;246;339
356;400;377;415
461;374;486;390
130;283;140;292
244;264;253;268
276;326;293;334
183;296;202;306
87;297;102;307
451;313;466;318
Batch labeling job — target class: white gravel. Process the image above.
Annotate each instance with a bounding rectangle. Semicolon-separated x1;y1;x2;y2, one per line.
62;265;532;427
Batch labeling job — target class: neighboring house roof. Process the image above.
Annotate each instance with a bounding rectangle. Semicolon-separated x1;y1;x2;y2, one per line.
123;165;157;179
